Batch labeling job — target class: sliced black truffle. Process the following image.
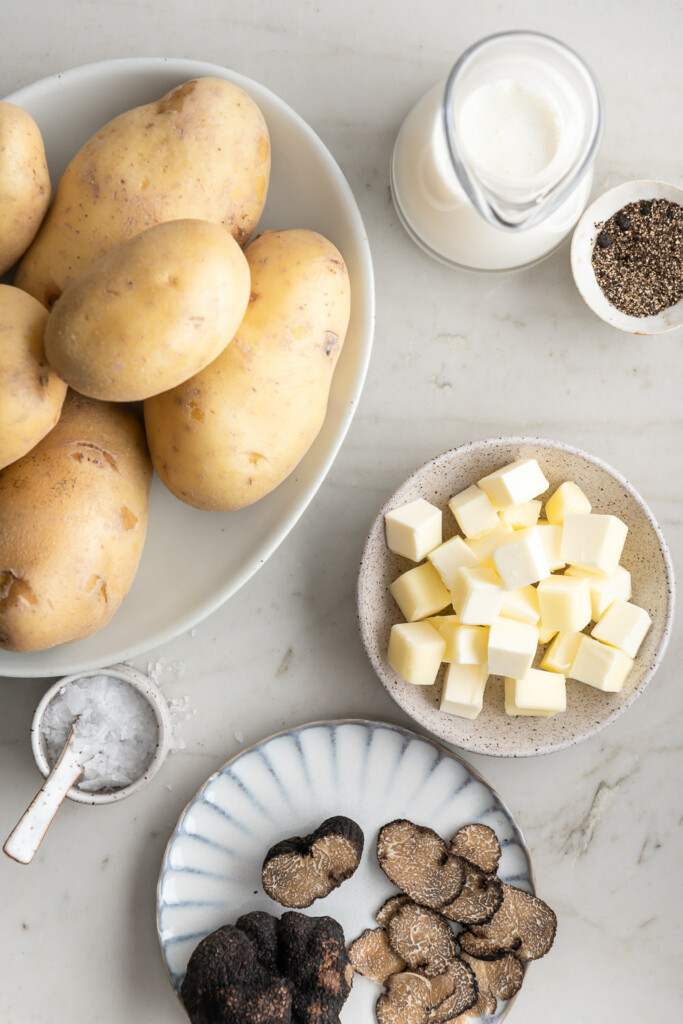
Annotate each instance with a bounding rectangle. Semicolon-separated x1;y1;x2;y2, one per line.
441;954;497;1020
441;859;503;926
277;910;354;1023
387;903;457;978
458;929;520;962
376;894;413;928
348;927;405;984
428;954;481;1019
464;883;557;962
426;957;479;1022
262;816;364;908
180;924;292;1024
377;820;464;911
376;971;433;1024
461;950;525;1003
449;823;501;875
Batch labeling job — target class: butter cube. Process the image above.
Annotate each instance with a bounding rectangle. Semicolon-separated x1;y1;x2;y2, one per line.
500;584;541;626
565;564;632;620
428;535;482;590
440;663;488;720
538;627;558;643
504;669;566;717
537;574;592;633
427;613;459;633
465;523;513;567
591;599;652;658
441;622;489;664
385;498;443;561
560;514;628;575
488;618;538;678
540;631;583;674
389;562;451;621
450;567;505;625
498;499;542;530
478;458;549;509
448;485;499;539
545;481;592;525
492;527;551;590
388;621;446;686
536;522;565;571
570;634;633;692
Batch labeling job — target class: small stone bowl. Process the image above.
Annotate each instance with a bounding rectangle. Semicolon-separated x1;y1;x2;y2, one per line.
570;179;683;334
357;437;675;757
31;663;173;805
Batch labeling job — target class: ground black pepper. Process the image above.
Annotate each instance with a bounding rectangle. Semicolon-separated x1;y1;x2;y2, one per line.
590;198;683;317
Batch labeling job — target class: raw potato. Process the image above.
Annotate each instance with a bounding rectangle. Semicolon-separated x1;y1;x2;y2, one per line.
144;229;351;511
0;102;51;275
15;77;270;307
0;392;152;652
44;219;251;402
0;284;66;469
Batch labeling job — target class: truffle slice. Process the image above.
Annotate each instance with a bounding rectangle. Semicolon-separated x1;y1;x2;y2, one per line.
348;927;406;984
465;883;557;962
458;930;520;962
441;860;503;926
277;910;354;1023
377;820;465;911
180;924;292;1024
449;824;501;875
461;950;525;1003
387;903;457;978
262;815;364;908
376;971;433;1024
376;894;413;929
427;957;479;1022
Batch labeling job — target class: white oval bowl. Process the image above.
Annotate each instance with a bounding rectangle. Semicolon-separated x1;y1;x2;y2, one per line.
571;179;683;334
31;664;173;804
357;437;675;757
0;57;374;678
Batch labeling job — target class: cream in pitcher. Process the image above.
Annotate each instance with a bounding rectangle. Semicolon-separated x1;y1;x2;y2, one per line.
391;31;604;271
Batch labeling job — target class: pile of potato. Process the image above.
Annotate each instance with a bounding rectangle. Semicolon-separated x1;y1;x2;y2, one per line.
0;78;351;653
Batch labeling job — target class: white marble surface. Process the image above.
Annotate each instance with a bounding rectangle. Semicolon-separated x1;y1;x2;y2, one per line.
1;1;681;1021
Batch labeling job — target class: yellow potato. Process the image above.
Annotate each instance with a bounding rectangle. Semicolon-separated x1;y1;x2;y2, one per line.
0;391;152;652
44;219;251;402
0;102;51;275
16;77;270;307
144;229;351;510
0;284;66;469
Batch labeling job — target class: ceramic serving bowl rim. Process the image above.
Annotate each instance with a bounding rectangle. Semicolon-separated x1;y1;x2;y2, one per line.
570;178;683;334
31;663;173;804
357;435;676;757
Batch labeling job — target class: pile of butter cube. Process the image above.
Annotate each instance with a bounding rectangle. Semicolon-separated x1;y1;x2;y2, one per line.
385;458;652;720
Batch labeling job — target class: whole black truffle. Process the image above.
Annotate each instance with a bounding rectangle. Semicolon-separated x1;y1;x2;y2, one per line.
277;911;354;1024
180;925;292;1024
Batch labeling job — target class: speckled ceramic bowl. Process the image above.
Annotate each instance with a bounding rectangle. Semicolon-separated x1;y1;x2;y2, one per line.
31;664;173;804
357;437;675;757
571;179;683;334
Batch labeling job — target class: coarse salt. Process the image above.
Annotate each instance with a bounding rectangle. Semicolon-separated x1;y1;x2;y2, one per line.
41;675;159;792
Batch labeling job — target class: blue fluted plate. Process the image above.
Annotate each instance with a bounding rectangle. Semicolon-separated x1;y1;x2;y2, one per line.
157;719;534;1021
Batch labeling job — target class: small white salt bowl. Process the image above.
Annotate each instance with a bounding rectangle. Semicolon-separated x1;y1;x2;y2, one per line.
571;179;683;334
31;663;173;805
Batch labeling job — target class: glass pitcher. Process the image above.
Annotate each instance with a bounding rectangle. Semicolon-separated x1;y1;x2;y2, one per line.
390;31;604;272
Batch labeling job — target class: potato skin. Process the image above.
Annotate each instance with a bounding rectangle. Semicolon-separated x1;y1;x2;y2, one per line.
0;102;51;275
0;392;152;652
44;219;251;402
15;77;270;307
144;229;351;511
0;284;66;469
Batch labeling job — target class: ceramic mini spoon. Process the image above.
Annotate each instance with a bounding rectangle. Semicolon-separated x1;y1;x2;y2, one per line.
3;724;91;865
